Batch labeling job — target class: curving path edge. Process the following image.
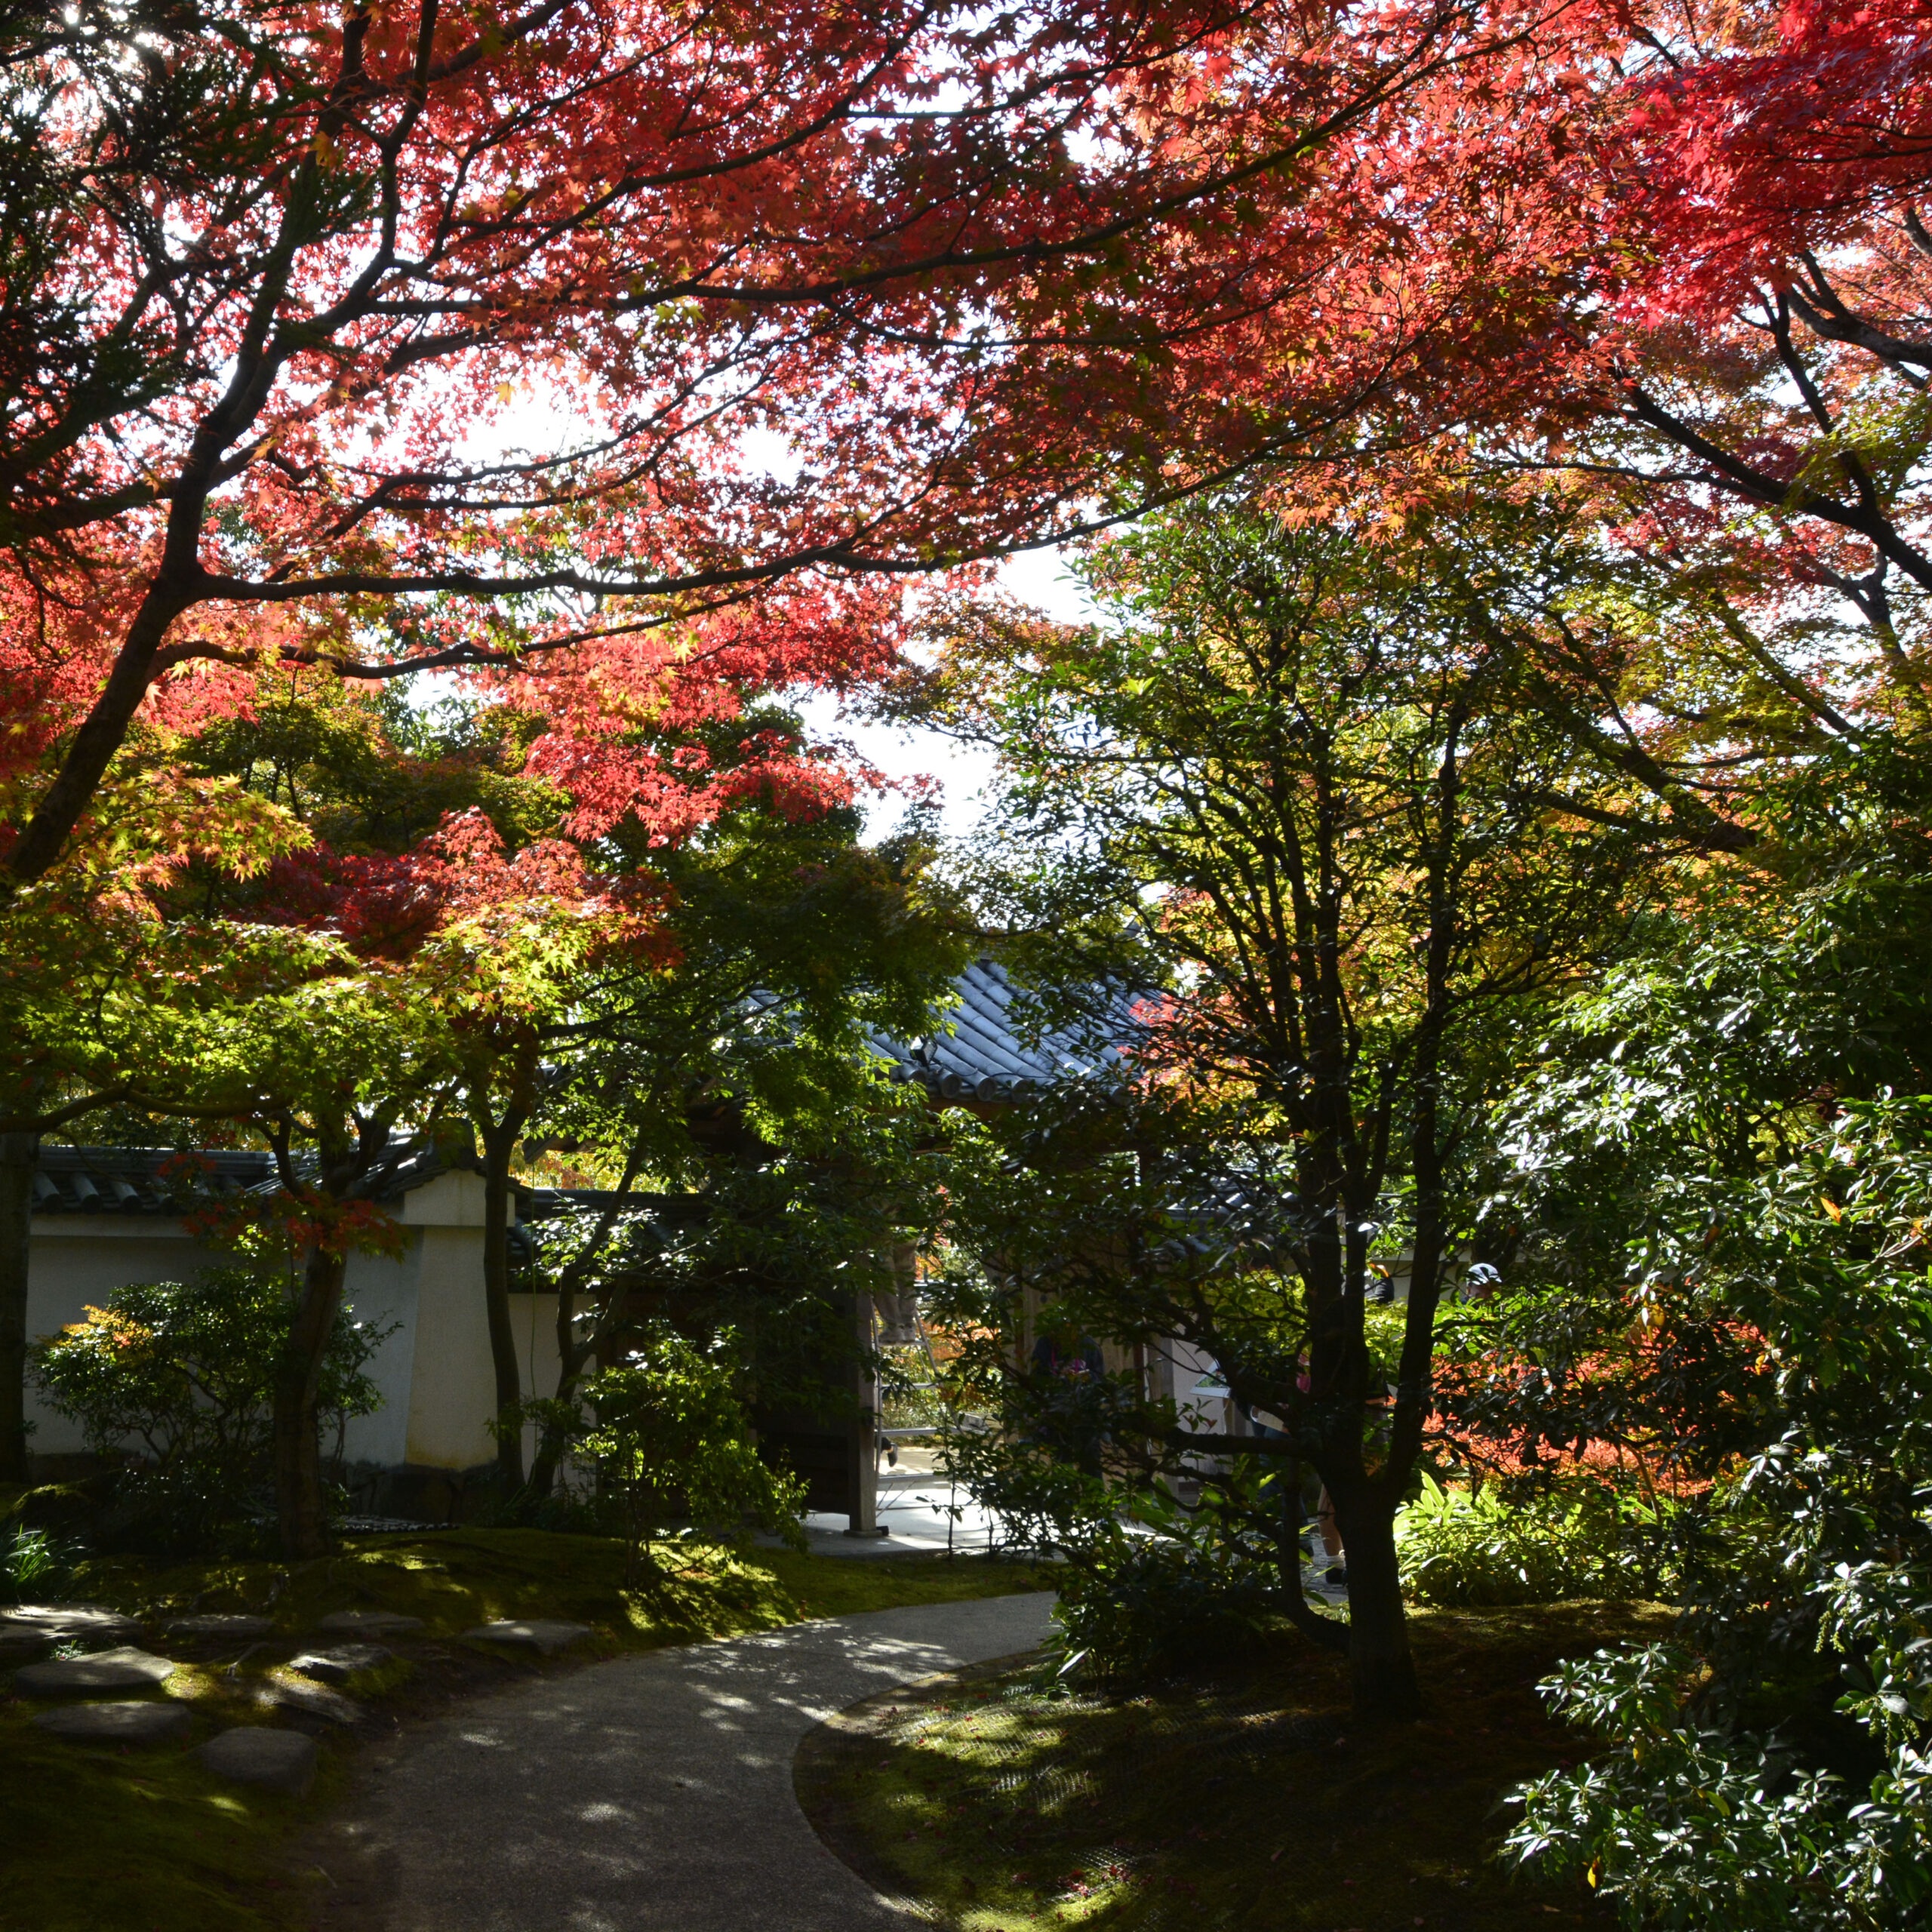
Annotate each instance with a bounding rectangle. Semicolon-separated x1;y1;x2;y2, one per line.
312;1591;1056;1932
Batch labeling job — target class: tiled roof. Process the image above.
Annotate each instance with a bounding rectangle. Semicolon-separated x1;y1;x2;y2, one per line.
30;1142;463;1215
32;967;1133;1217
875;958;1139;1104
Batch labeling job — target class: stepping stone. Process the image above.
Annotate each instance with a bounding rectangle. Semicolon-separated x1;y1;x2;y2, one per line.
0;1604;140;1648
255;1672;364;1725
32;1699;193;1744
463;1619;592;1655
14;1647;177;1695
198;1727;318;1796
288;1643;390;1685
315;1610;424;1638
167;1614;275;1640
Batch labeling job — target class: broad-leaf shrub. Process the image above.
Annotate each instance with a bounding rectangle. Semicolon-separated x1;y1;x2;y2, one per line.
1497;1094;1932;1929
1048;1510;1278;1683
514;1322;806;1585
32;1266;387;1552
1396;1472;1681;1608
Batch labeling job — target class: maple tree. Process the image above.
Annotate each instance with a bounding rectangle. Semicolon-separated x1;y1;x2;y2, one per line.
1298;2;1932;778
921;501;1641;1719
1;0;1580;1515
0;0;1589;901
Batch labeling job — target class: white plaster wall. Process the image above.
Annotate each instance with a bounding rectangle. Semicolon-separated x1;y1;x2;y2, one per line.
338;1236;423;1467
23;1220;233;1455
506;1290;564;1472
403;1225;497;1469
27;1179;557;1476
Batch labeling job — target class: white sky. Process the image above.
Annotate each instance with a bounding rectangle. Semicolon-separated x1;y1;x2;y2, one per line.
798;545;1100;842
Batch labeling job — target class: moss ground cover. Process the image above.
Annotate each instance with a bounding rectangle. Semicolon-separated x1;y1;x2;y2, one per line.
1;1529;1057;1932
794;1603;1672;1932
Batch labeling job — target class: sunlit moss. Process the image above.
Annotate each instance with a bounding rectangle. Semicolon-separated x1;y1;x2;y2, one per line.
797;1603;1675;1932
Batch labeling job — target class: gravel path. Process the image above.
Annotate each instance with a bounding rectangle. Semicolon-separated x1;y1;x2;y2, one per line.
313;1592;1056;1932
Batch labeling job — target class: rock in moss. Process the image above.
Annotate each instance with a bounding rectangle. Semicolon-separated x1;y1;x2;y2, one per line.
463;1619;592;1655
1;1604;141;1649
167;1614;275;1640
198;1727;318;1796
14;1647;177;1696
288;1642;391;1684
32;1700;193;1744
315;1609;424;1638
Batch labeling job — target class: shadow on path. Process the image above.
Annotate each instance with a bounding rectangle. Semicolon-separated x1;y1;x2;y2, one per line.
311;1592;1056;1932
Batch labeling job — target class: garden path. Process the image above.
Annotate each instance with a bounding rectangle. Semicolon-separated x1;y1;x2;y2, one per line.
312;1591;1057;1932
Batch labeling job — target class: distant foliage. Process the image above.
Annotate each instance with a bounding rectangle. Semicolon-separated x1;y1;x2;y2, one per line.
1396;1473;1681;1609
31;1266;389;1553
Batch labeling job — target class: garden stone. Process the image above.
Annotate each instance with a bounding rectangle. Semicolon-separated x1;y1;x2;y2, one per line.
256;1672;364;1725
199;1727;318;1796
463;1619;592;1656
32;1700;192;1744
288;1643;390;1685
316;1610;424;1638
14;1647;177;1695
0;1604;140;1648
168;1614;275;1640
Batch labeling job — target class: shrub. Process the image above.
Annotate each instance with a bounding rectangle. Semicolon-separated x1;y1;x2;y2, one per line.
514;1322;807;1586
1048;1517;1278;1682
31;1265;389;1553
1503;1544;1932;1932
1395;1472;1680;1608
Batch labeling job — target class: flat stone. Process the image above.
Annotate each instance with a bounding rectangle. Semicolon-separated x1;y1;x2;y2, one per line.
32;1699;192;1744
463;1619;592;1656
256;1672;364;1725
167;1614;275;1640
199;1726;318;1796
288;1643;390;1685
0;1603;141;1648
14;1647;177;1695
315;1610;424;1638
0;1628;49;1665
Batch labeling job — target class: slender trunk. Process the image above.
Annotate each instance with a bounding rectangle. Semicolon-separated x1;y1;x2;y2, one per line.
524;1321;590;1506
1271;1451;1349;1654
1336;1486;1420;1721
273;1243;347;1561
0;1133;37;1483
478;1116;527;1488
518;1134;649;1510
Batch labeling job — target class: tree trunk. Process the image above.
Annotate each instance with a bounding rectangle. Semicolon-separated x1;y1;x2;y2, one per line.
1337;1489;1421;1722
516;1136;649;1512
523;1323;590;1509
479;1120;527;1489
273;1243;348;1561
0;1133;37;1484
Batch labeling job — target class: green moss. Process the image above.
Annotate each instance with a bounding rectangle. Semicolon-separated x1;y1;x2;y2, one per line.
2;1531;1057;1932
0;1707;314;1932
62;1528;1055;1647
795;1601;1675;1932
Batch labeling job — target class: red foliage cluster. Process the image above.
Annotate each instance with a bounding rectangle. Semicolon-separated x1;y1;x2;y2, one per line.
1613;0;1932;321
1428;1307;1776;1495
